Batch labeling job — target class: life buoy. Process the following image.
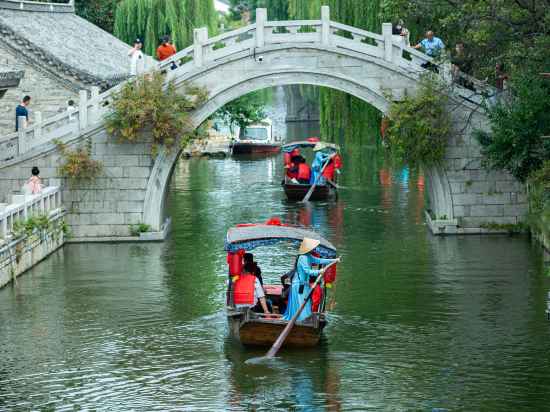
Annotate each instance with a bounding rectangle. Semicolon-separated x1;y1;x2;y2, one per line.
233;273;256;305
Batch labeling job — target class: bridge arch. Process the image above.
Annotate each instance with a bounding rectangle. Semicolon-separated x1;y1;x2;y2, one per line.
143;44;454;231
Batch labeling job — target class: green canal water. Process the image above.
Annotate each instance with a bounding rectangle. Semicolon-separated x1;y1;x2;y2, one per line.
1;125;549;411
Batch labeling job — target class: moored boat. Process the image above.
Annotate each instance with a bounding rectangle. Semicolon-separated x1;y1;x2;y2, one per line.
225;222;339;348
231;119;281;155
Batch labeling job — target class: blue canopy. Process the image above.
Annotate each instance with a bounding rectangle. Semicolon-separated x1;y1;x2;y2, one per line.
225;224;337;258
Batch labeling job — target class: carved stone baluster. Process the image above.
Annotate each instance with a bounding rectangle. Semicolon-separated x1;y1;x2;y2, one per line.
256;8;266;47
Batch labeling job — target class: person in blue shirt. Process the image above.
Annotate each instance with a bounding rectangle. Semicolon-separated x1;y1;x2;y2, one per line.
310;143;335;185
414;31;445;57
15;95;31;132
283;238;340;322
414;31;445;72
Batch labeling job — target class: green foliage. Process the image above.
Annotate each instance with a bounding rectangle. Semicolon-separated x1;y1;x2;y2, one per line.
476;73;550;183
129;223;151;236
526;161;550;239
55;140;103;184
528;161;550;213
385;77;451;167
289;0;383;144
12;214;52;238
114;0;218;55
75;0;119;33
105;73;208;155
215;92;266;131
480;222;527;234
380;0;550;79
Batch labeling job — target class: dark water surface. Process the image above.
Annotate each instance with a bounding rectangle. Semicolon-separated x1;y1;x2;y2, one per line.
1;124;549;411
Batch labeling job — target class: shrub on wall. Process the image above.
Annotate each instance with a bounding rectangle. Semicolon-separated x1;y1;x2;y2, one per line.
527;160;550;239
55;140;103;185
384;77;452;167
105;73;208;156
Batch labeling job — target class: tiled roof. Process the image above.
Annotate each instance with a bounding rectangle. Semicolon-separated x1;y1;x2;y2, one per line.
0;2;133;89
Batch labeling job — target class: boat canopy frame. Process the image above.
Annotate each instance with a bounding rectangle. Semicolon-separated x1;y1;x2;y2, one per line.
281;141;340;153
225;224;337;258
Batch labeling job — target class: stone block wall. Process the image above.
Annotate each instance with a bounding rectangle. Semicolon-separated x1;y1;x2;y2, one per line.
433;103;528;232
0;128;155;240
0;43;77;133
0;211;66;288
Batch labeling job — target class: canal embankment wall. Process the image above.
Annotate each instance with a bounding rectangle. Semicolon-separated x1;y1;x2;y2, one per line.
0;187;66;288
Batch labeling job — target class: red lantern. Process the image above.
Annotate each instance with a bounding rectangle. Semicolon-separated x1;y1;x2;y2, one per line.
334;154;343;170
284;152;292;166
324;264;337;284
227;249;245;276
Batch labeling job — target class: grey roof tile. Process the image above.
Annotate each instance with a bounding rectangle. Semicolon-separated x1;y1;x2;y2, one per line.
0;7;133;83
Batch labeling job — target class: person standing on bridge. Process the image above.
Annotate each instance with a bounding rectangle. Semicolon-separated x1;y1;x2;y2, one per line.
414;31;445;72
128;38;145;76
15;95;31;132
156;35;177;62
23;166;43;195
156;35;178;71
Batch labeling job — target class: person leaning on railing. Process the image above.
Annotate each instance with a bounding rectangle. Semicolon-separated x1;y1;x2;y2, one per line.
22;167;43;195
414;30;445;73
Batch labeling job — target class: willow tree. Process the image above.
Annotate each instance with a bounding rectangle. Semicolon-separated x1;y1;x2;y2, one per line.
321;0;382;143
287;0;383;143
114;0;217;56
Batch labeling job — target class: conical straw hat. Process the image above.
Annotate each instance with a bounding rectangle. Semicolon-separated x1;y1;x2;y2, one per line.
313;142;328;152
299;237;321;255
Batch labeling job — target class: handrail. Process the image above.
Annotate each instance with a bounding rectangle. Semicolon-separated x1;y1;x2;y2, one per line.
0;6;492;165
202;23;257;47
0;186;62;239
267;20;321;28
330;21;383;41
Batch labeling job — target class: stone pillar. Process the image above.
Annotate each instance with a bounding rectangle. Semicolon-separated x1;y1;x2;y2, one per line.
78;89;88;130
321;6;330;46
382;23;393;62
256;8;267;48
17;116;26;154
89;86;100;124
34;111;42;141
193;27;208;68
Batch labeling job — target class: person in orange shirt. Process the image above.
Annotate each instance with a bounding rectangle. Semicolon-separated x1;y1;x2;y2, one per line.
156;35;177;61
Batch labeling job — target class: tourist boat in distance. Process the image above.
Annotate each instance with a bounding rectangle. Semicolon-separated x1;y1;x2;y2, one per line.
230;119;282;155
282;139;341;201
225;221;339;348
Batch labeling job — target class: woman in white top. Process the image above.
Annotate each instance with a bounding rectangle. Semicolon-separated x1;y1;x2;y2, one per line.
128;38;145;76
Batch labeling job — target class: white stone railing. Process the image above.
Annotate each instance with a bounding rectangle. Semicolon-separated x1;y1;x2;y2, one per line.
0;186;62;240
0;5;493;164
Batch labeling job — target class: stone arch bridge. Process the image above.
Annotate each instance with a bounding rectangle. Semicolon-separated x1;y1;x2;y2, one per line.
0;6;526;241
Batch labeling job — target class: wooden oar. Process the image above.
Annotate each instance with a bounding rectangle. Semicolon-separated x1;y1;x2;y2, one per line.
326;178;345;190
266;259;339;358
300;153;336;203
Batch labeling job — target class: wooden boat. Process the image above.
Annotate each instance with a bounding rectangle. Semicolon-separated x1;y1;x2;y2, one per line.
225;223;338;348
283;179;335;201
281;140;341;201
231;119;281;155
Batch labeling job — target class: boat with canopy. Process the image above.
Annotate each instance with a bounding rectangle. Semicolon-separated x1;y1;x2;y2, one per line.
225;220;339;347
281;139;341;201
